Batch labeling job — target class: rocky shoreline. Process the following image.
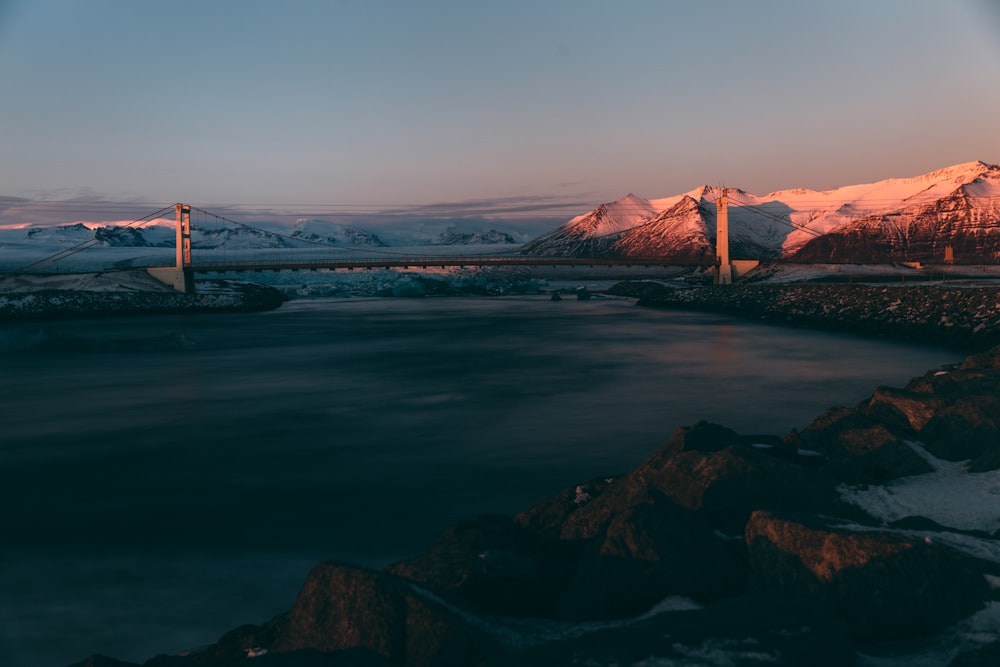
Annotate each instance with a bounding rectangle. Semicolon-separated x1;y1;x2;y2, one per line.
69;283;1000;667
608;282;1000;351
0;271;287;321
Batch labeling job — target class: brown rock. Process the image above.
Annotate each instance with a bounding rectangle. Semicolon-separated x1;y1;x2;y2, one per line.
917;396;1000;462
559;422;838;539
512;476;613;539
866;386;948;432
745;511;991;641
270;561;500;667
795;407;932;483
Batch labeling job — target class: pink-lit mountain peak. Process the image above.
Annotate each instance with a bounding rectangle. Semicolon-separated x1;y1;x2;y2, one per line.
524;161;1000;261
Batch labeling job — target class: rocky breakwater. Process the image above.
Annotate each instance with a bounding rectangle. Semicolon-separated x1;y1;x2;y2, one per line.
608;282;1000;351
74;345;1000;666
0;270;286;321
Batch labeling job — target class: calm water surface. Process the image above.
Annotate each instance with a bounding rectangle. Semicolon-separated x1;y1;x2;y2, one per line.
0;296;962;665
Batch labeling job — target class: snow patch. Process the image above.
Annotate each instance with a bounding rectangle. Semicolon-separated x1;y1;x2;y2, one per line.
837;441;1000;534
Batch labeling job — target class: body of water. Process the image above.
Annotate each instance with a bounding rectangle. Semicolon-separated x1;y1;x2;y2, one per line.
0;296;962;666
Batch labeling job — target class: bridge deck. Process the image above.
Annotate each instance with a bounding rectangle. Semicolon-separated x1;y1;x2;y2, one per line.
188;256;718;273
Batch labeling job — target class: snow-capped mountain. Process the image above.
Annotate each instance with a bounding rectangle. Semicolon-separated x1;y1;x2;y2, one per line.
523;161;1000;263
520;193;662;256
436;229;518;245
24;223;99;245
290;219;388;248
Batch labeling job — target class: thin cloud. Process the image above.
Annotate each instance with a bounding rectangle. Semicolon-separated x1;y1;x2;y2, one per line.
0;193;593;229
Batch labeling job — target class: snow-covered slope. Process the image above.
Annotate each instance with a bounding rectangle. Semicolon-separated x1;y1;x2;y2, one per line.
290;219;388;248
523;161;1000;263
520;193;664;256
789;162;1000;263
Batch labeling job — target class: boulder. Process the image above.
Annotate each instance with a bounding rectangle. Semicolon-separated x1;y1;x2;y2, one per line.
792;406;932;483
385;514;578;617
864;348;1000;464
558;422;839;538
865;386;948;433
553;498;747;620
745;511;991;641
918;396;1000;462
514;477;614;539
269;561;501;667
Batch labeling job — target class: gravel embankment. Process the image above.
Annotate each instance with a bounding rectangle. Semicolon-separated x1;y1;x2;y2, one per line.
0;278;286;321
608;282;1000;350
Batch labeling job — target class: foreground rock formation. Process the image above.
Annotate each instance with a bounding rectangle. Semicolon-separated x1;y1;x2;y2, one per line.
70;285;1000;666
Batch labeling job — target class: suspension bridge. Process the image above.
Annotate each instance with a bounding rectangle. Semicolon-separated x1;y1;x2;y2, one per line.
15;197;758;293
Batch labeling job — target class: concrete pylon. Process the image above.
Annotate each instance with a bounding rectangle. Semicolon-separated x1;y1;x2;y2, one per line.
715;190;732;285
147;203;195;293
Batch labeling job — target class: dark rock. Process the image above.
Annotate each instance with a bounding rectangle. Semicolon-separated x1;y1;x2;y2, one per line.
970;447;1000;473
269;561;501;667
514;477;614;539
919;397;1000;461
179;617;288;663
961;346;1000;372
553;498;747;620
482;594;855;667
872;350;1000;463
865;386;949;433
792;406;933;483
385;514;578;617
559;422;838;539
745;511;991;641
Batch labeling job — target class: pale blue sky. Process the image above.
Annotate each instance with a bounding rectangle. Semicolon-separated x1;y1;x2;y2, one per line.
1;0;998;223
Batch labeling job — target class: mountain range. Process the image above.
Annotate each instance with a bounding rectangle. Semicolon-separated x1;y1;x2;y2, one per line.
8;161;999;264
522;161;1000;264
13;218;522;251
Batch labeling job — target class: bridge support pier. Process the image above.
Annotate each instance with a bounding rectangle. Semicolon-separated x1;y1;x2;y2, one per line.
147;203;195;294
147;266;195;293
714;190;733;285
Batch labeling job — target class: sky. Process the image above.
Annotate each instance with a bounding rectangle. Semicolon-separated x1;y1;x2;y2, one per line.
1;0;999;229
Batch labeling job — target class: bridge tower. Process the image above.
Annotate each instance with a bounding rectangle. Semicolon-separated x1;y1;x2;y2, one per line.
714;188;733;285
175;203;194;291
147;203;195;293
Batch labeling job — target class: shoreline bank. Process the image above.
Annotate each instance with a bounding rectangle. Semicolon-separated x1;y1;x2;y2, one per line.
0;271;287;322
609;281;1000;351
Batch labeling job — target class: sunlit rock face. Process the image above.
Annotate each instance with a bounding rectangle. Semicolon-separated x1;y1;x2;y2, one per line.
270;561;500;666
788;406;934;484
745;511;992;640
